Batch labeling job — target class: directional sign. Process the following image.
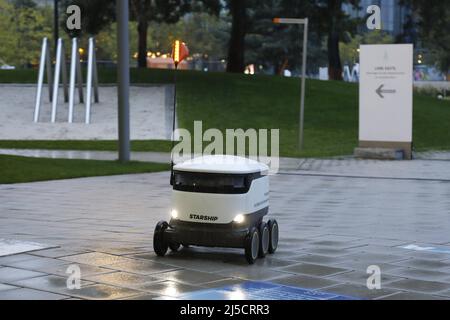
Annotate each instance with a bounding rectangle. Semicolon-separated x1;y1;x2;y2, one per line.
359;44;413;159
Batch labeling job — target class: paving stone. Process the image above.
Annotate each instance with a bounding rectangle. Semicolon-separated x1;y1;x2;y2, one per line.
153;270;229;285
85;271;161;288
334;261;406;273
215;267;290;281
288;254;345;265
59;284;141;300
11;275;94;294
386;267;450;282
40;263;116;278
61;252;133;267
378;292;447;300
0;283;18;291
387;279;450;294
6;257;69;270
393;258;450;270
280;263;350;277
0;288;68;300
29;247;92;259
2;155;450;299
327;270;406;286
121;293;159;300
271;275;342;290
137;280;203;297
106;259;179;275
0;254;37;265
0;267;46;283
199;279;245;289
323;284;400;300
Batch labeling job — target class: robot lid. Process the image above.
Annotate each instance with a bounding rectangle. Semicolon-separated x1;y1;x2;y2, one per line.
173;155;269;175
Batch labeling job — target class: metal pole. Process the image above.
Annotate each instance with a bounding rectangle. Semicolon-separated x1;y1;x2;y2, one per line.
68;38;78;123
299;18;308;150
51;38;63;123
86;38;94;124
117;0;130;162
54;0;59;50
34;38;48;123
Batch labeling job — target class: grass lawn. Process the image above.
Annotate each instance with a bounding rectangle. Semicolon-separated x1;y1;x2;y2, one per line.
0;155;170;184
1;68;449;158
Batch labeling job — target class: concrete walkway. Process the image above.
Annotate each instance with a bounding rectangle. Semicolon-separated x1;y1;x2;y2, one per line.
1;154;450;300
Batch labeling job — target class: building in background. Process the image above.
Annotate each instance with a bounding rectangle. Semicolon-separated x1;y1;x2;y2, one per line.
343;0;412;38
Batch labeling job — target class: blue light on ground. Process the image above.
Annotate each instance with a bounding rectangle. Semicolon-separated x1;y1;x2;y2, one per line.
174;281;360;300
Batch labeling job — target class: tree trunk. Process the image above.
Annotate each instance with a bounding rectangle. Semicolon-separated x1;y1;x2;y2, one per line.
137;15;148;69
226;0;246;73
327;0;343;81
328;31;342;80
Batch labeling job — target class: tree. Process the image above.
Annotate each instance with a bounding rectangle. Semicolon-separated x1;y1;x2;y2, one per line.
0;0;16;65
340;30;394;66
0;0;53;67
130;0;220;68
402;0;450;76
245;0;321;75
65;0;115;37
314;0;360;80
225;0;248;73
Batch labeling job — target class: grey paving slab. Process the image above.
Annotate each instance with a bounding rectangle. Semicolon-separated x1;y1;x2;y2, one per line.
279;263;351;277
377;292;447;300
137;280;203;298
5;256;69;270
58;284;142;300
386;279;450;294
0;283;18;291
84;271;161;289
0;288;68;300
0;254;37;265
326;270;406;286
393;258;450;270
386;267;450;283
0;267;46;283
106;259;179;275
153;270;229;285
35;263;115;278
323;284;400;300
29;247;93;259
11;275;94;295
121;293;160;300
214;267;290;281
271;275;342;290
199;279;245;289
1;154;450;299
61;252;134;267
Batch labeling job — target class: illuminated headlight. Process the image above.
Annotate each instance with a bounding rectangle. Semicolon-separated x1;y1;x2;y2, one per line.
233;214;245;224
171;209;178;219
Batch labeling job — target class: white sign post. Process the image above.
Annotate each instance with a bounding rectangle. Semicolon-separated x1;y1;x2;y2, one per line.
358;44;413;160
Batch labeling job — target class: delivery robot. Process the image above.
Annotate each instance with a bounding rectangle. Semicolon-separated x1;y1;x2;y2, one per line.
153;155;278;264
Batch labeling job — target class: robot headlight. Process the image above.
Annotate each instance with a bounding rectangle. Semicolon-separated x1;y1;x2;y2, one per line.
171;209;178;219
233;214;245;224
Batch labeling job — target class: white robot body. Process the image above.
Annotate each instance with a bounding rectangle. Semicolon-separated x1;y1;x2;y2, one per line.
153;155;278;264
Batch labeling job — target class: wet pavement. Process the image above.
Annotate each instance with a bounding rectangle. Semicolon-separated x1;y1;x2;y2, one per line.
1;154;450;300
